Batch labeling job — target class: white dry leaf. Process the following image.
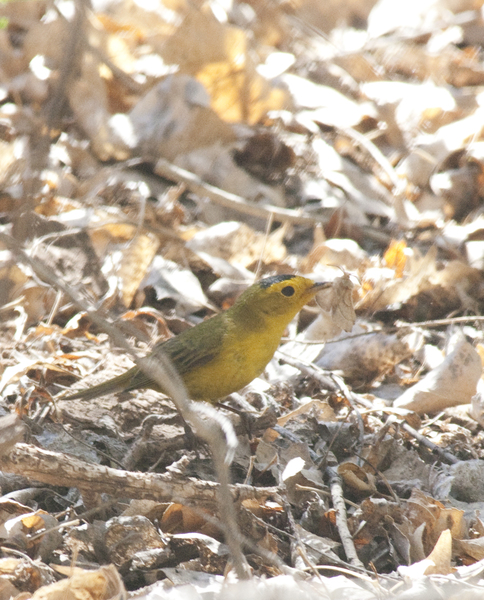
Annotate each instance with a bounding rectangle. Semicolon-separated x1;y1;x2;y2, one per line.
315;273;357;334
415;344;444;371
394;339;482;415
198;255;253;283
55;207;97;229
469;381;484;427
186;221;286;268
278;273;357;364
257;52;296;79
311;137;395;221
311;238;368;271
465;241;484;270
174;143;286;209
129;75;235;162
291;524;341;569
397;105;484;187
363;81;458;137
282;74;372;128
368;0;449;38
315;327;423;382
281;456;306;482
279;453;325;502
441;214;484;247
140;256;209;316
149;573;376;600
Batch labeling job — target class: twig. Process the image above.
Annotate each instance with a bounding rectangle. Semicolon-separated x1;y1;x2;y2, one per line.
154;158;325;226
325;457;364;569
5;442;305;576
396;315;484;328
401;422;459;465
274;350;339;393
290;315;484;347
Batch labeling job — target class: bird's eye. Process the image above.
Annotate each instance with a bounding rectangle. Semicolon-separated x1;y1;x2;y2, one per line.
281;285;295;297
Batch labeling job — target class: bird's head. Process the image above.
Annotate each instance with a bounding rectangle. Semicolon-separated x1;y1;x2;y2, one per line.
232;275;331;325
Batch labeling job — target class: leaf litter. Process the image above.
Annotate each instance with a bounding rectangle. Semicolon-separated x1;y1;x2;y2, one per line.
1;0;484;598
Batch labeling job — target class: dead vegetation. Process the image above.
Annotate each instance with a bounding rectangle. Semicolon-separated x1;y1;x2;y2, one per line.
1;0;484;598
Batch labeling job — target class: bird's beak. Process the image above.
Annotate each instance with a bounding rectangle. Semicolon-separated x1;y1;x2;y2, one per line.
310;281;332;292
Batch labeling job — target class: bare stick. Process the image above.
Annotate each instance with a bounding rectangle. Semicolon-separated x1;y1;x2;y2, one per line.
154;158;324;226
401;422;459;465
325;461;364;569
0;443;278;508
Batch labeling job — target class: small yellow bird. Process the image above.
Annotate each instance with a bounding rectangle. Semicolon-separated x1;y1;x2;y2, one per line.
64;275;329;403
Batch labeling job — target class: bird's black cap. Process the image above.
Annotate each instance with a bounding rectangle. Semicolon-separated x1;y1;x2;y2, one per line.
258;275;296;289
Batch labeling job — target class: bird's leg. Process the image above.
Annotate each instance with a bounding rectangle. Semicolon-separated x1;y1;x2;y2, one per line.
182;418;199;451
216;401;257;439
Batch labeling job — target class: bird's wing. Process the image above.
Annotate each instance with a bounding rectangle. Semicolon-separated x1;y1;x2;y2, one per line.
129;314;226;389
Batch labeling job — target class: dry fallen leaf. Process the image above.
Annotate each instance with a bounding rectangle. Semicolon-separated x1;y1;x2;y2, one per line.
315;272;357;333
394;338;482;414
31;564;125;600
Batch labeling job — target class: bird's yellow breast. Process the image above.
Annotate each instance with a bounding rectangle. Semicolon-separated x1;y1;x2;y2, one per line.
182;317;284;401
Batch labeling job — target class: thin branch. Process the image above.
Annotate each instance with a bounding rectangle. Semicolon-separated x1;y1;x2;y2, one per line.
401;422;459;465
325;460;364;569
154;158;324;226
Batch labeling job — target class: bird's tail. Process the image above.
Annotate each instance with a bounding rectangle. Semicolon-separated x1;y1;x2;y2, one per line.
61;368;137;401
